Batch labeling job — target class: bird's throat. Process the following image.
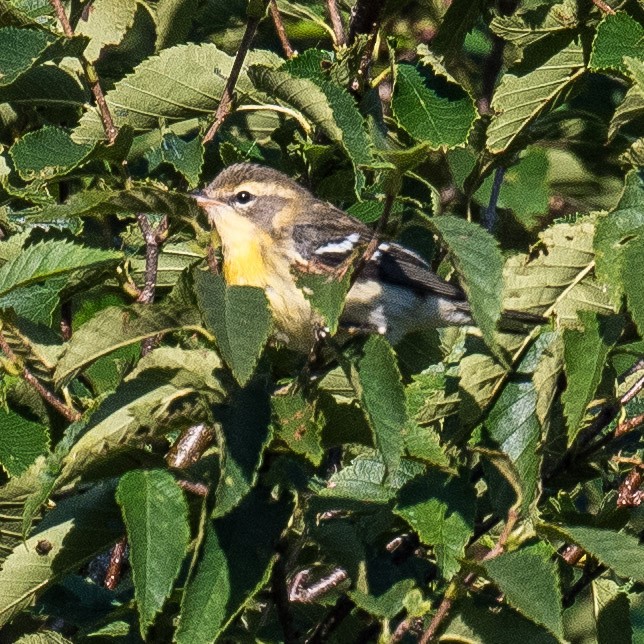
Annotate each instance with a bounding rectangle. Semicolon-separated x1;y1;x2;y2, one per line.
216;212;268;287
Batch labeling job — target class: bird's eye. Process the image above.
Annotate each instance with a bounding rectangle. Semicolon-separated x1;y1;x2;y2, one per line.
235;191;254;205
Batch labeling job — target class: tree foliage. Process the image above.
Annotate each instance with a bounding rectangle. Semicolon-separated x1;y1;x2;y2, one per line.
0;0;642;642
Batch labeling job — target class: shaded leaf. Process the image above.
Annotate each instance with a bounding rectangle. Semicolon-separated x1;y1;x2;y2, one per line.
352;335;407;477
0;27;55;87
395;472;476;580
0;411;49;477
538;523;644;582
562;312;623;443
484;543;563;639
0;482;122;628
392;64;477;149
213;381;272;518
54;301;203;386
10;126;94;180
0;241;120;301
430;216;504;355
193;271;271;387
175;490;292;644
75;0;139;62
487;44;585;154
116;469;190;638
589;12;644;75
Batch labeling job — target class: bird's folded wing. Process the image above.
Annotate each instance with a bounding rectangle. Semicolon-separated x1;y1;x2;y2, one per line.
291;213;467;302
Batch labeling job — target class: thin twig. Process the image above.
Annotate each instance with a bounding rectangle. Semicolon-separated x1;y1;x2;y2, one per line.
350;28;378;93
104;537;128;590
419;589;455;644
326;0;346;47
272;544;298;643
591;0;616;14
269;0;295;58
49;0;117;143
617;467;643;507
176;479;210;497
166;423;216;469
203;8;265;144
560;544;585;566
484;167;505;231
136;214;169;355
420;506;518;643
307;595;355;644
0;332;81;422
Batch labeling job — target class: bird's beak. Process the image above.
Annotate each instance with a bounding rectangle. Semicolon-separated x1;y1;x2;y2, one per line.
191;190;224;208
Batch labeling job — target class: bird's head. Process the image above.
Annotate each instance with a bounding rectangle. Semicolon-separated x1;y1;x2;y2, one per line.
193;163;310;234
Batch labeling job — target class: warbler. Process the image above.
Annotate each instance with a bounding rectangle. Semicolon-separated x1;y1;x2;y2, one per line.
193;163;534;352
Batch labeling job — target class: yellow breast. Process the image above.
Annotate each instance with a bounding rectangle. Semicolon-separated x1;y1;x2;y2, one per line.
216;211;269;287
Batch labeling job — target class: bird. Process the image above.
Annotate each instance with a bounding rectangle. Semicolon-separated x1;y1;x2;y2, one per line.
192;163;536;353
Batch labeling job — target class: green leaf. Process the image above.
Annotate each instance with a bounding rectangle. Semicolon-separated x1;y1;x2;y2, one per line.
0;278;66;325
72;43;254;143
622;236;644;336
594;579;633;644
589;12;644;75
0;482;123;628
0;0;54;29
490;0;578;61
0;27;55;87
487;43;585;154
429;216;504;355
442;596;559;644
395;472;476;580
538;523;644;582
144;132;204;188
75;0;139;62
608;84;644;141
116;469;190;638
562;312;623;443
272;391;324;466
484;332;562;509
484;543;563;639
33;184;200;221
349;579;416;620
213;381;272;518
175;489;292;644
392;64;477;149
475;147;550;231
432;0;487;57
0;240;120;300
193;271;271;387
248;64;373;193
295;269;353;335
320;451;424;503
352;335;407;477
505;217;617;326
0;410;49;477
56;373;200;487
54;300;202;386
9;126;94;180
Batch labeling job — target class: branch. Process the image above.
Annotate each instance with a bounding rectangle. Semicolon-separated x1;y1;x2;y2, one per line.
591;0;616;14
326;0;347;47
203;4;267;144
0;331;81;423
269;0;295;58
166;423;216;469
49;0;117;144
104;537;128;590
483;166;505;231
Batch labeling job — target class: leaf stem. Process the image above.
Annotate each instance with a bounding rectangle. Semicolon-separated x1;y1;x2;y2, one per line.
269;0;295;58
326;0;347;47
202;6;266;144
48;0;118;144
0;331;81;423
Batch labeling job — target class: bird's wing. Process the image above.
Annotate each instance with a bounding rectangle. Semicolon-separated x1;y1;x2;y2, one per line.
291;205;467;301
